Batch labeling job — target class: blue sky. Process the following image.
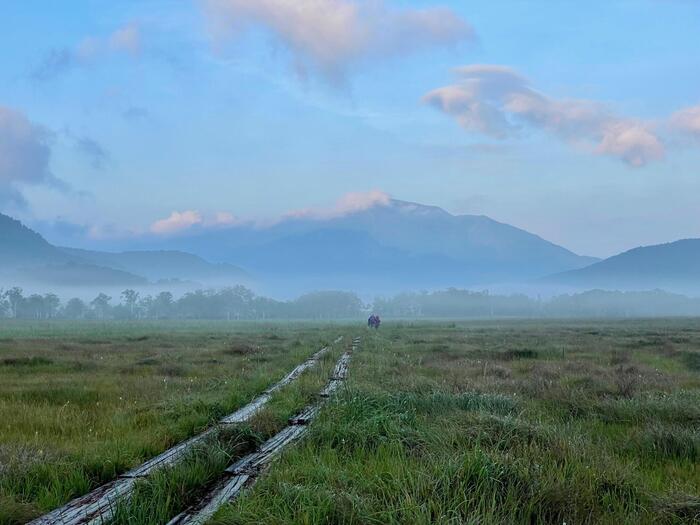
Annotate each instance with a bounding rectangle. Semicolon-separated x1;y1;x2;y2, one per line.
1;0;700;257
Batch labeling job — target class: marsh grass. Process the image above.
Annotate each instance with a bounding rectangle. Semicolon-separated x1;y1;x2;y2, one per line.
214;320;700;525
0;321;348;524
2;320;699;524
109;341;343;524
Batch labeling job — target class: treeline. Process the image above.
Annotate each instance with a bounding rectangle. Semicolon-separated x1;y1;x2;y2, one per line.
1;286;700;320
0;287;363;320
374;289;700;318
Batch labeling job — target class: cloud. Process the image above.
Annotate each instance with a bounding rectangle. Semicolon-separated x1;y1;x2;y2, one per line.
596;122;665;168
30;49;75;82
0;186;27;208
201;0;473;82
109;23;141;55
334;189;391;214
150;210;240;235
32;23;142;81
213;211;237;225
670;105;700;140
151;210;203;234
122;106;150;121
149;191;389;236
75;136;109;170
0;105;64;206
424;65;665;167
284;189;391;220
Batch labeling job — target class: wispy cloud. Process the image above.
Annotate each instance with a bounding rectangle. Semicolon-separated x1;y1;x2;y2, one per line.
200;0;474;83
148;190;390;236
109;23;141;55
31;23;142;81
0;105;65;207
122;106;150;121
423;65;665;167
150;210;240;235
670;105;700;140
151;210;203;234
75;136;110;170
283;189;391;220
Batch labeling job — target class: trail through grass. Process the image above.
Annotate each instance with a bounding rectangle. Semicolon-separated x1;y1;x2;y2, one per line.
1;320;699;524
214;321;700;525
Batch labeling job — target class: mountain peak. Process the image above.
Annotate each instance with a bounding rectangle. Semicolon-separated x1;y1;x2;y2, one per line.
385;198;453;217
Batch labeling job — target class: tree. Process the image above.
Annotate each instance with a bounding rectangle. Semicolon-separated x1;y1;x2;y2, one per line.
0;289;8;318
139;295;155;319
5;287;24;319
219;286;254;320
43;293;60;319
25;294;46;319
90;293;112;320
63;298;87;319
121;289;140;318
153;291;174;318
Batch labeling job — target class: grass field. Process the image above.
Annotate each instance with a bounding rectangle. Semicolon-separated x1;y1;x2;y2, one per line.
1;320;699;524
0;321;349;524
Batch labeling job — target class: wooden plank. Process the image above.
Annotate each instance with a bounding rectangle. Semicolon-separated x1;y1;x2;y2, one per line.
28;337;343;525
169;338;360;525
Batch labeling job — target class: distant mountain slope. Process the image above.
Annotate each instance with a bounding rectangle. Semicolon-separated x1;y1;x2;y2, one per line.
61;248;249;283
15;262;148;287
0;213;70;267
2;201;598;293
0;213;248;288
545;239;700;291
231;229;472;289
139;199;596;292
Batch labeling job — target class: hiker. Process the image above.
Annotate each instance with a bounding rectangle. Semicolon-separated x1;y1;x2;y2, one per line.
368;314;381;329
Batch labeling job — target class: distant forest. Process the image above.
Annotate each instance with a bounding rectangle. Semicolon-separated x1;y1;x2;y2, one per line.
2;286;700;320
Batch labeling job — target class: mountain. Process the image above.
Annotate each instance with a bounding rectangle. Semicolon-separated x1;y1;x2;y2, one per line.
544;239;700;292
227;228;474;291
2;201;598;294
61;248;249;283
0;213;248;288
15;262;148;287
0;213;71;268
119;199;597;294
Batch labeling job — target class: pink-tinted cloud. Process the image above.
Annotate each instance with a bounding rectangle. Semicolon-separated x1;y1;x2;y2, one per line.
151;191;392;236
150;210;241;235
283;190;391;221
109;23;142;55
201;0;473;82
597;122;664;168
424;65;665;167
151;210;203;234
670;105;700;140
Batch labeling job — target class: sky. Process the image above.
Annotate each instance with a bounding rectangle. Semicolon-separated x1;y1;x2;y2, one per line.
1;0;700;258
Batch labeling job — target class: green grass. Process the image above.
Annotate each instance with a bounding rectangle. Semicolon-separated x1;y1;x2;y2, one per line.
213;320;700;525
0;320;350;524
1;319;699;524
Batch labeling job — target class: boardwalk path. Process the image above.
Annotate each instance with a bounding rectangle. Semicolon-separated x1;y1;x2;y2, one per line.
29;336;344;525
167;337;360;525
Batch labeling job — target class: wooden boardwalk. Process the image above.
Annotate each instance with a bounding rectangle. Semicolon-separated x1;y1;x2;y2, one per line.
28;336;344;525
167;337;360;525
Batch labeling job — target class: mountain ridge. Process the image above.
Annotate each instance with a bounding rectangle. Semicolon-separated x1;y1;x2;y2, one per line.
544;238;700;292
113;198;598;294
0;213;249;288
